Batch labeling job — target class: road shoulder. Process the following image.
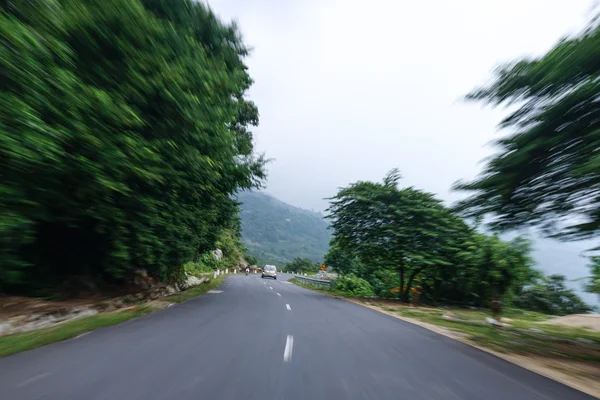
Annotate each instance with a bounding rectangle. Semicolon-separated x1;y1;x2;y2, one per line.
347;299;600;399
0;275;226;357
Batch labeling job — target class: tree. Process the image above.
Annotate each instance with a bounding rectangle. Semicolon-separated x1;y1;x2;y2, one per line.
583;256;600;299
1;0;265;294
245;254;259;267
323;239;363;276
474;235;536;317
515;274;592;315
326;170;470;301
284;258;320;274
453;16;600;241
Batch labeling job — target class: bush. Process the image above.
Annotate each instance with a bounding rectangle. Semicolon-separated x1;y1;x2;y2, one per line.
366;269;398;298
183;252;223;277
335;274;374;297
513;274;592;315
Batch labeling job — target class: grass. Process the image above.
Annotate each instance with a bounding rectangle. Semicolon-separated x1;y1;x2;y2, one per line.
0;275;227;357
0;305;157;357
165;275;225;303
373;302;600;363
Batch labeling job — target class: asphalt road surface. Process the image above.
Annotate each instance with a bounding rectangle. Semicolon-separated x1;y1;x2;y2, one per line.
0;273;594;400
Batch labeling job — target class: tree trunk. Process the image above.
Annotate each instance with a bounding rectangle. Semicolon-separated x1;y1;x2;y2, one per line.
398;267;404;300
490;289;503;319
404;267;424;302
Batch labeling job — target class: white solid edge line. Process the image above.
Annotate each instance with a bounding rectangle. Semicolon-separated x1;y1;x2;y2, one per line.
283;335;294;362
16;373;51;388
286;304;291;311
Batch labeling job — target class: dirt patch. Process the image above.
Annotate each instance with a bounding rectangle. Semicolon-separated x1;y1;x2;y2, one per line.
0;275;208;336
0;296;109;320
360;298;439;310
541;314;600;332
144;300;173;310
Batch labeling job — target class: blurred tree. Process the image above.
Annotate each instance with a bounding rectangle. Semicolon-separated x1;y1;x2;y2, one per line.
473;235;536;317
515;274;592;315
327;170;470;301
584;256;600;299
323;239;363;276
0;0;265;294
453;16;600;241
284;258;320;274
245;254;259;267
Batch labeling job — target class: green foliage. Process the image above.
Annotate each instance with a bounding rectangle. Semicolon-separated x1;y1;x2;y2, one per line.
237;192;330;265
284;257;320;274
215;214;247;268
245;254;259;266
327;169;472;301
365;268;400;298
453;15;600;241
324;239;364;276
584;256;600;298
183;252;223;277
324;170;573;316
514;274;592;315
334;274;374;297
470;235;537;316
0;0;264;294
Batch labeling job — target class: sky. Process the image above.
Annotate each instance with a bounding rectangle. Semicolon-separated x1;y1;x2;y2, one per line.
207;0;598;305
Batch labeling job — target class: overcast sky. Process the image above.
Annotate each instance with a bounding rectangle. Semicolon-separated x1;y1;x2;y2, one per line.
208;0;598;304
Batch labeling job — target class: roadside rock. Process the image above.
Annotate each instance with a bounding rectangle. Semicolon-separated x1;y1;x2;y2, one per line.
1;275;212;336
0;307;99;336
212;248;223;261
486;317;510;327
442;312;459;321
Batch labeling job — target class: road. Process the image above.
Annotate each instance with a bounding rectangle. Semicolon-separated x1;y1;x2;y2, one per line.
0;273;594;400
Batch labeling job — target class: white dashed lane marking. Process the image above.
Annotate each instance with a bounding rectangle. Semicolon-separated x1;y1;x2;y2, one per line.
286;304;291;311
283;335;294;362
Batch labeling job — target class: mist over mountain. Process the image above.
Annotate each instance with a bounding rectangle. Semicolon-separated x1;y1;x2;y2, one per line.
237;191;331;266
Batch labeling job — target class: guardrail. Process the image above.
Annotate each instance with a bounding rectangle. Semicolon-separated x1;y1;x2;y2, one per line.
294;275;335;290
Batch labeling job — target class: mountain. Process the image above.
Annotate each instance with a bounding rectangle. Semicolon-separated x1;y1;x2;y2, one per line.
236;191;331;266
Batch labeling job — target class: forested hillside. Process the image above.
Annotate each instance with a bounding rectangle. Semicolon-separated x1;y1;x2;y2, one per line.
237;192;330;266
